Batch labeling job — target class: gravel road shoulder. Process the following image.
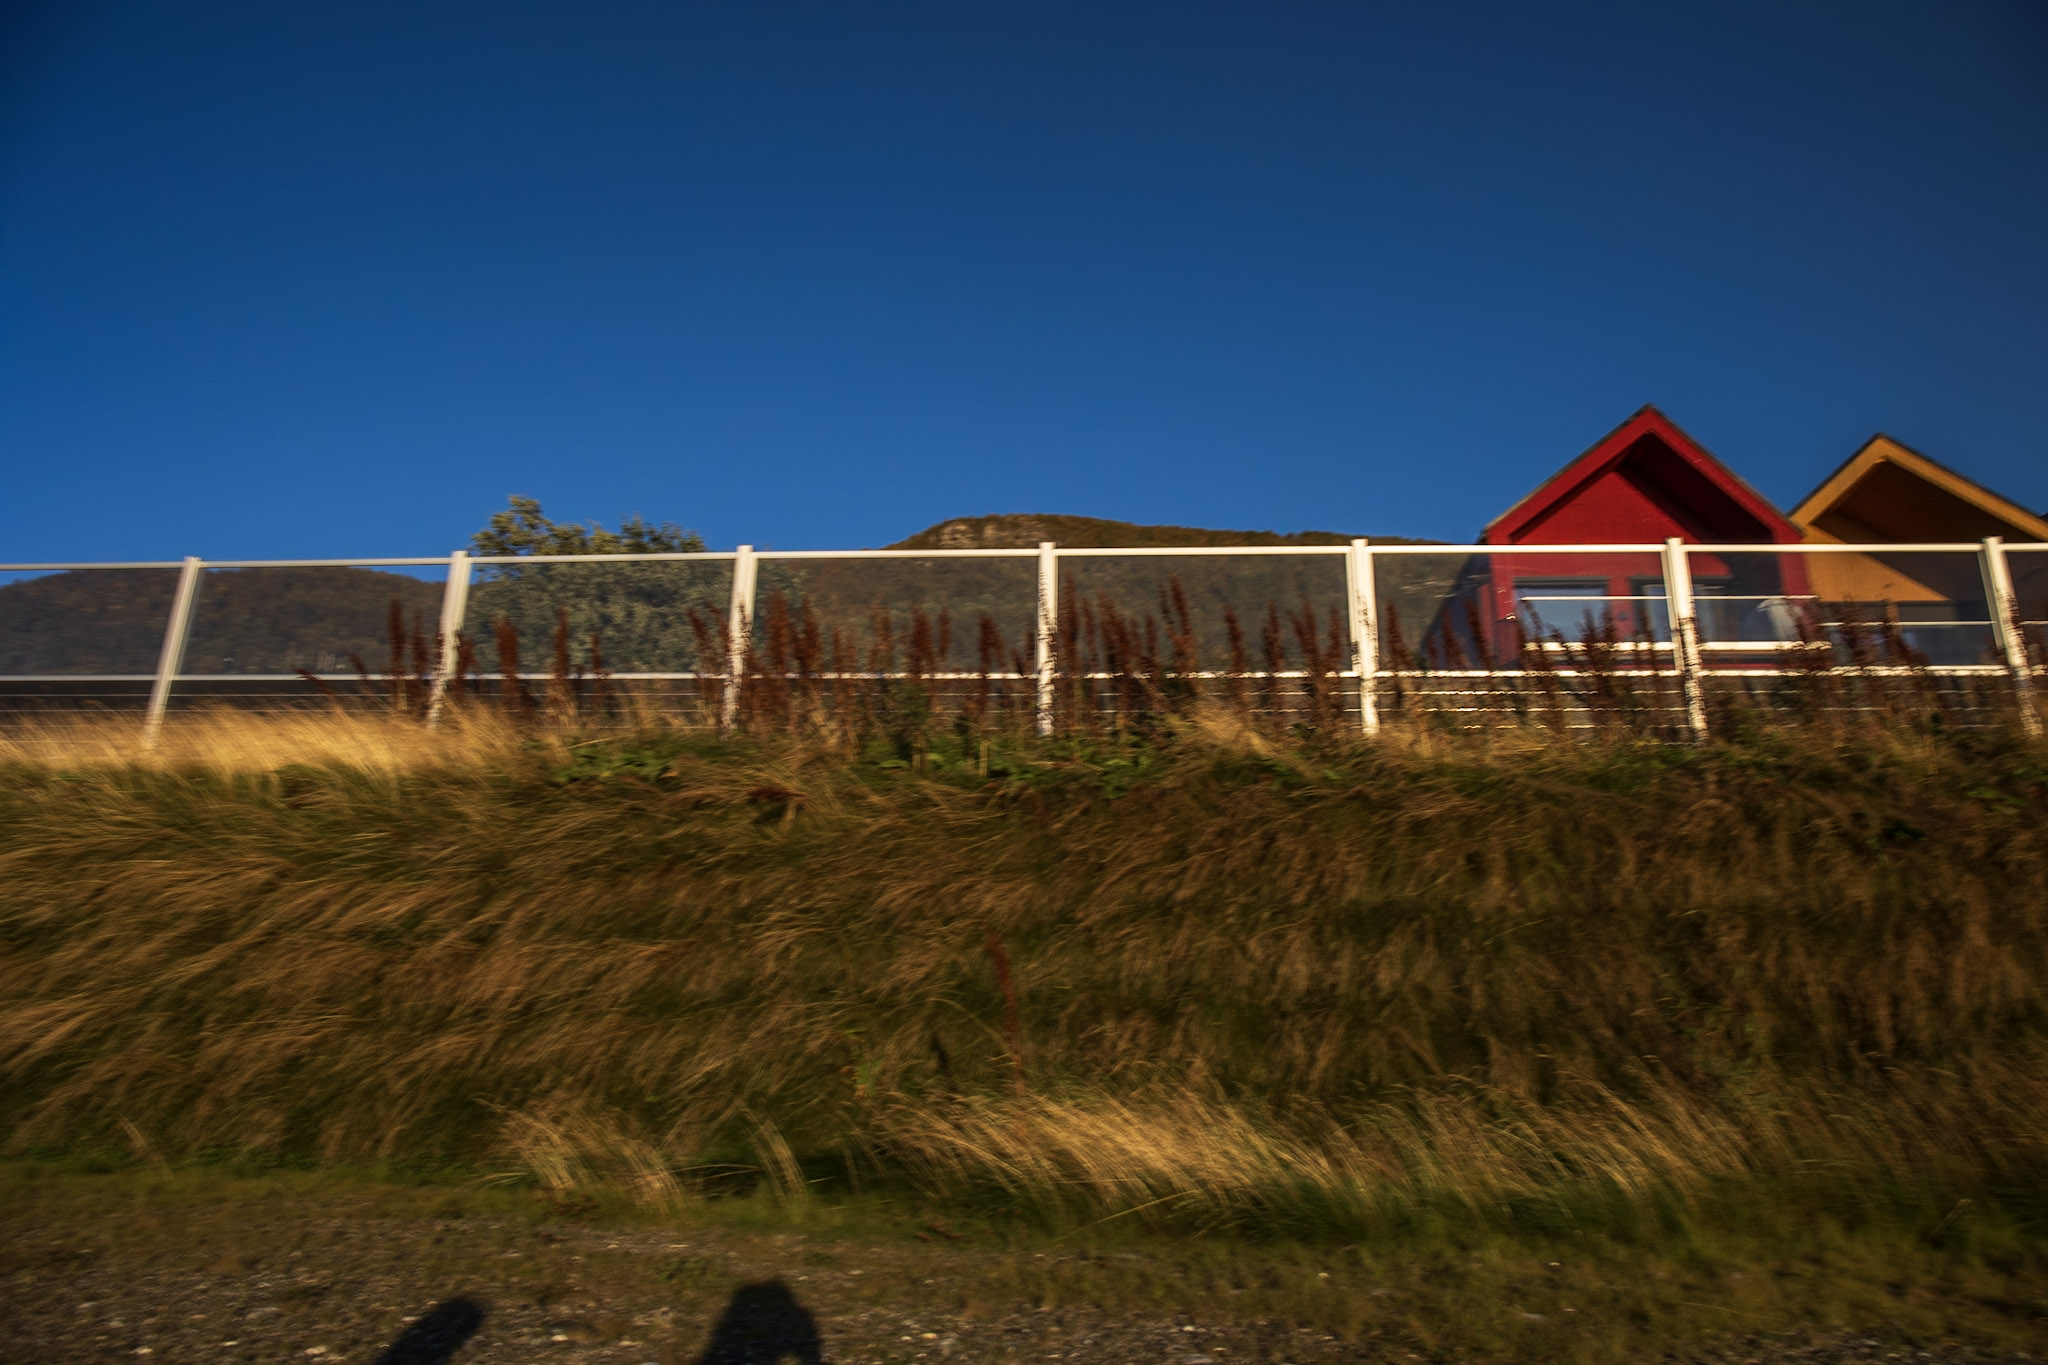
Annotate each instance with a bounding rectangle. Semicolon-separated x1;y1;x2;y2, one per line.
2;1173;2038;1364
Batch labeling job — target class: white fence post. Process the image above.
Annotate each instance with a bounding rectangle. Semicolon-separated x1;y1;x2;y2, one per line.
143;556;204;747
426;550;473;726
1980;536;2041;736
1661;538;1709;740
1346;539;1380;736
1035;541;1058;738
722;545;757;732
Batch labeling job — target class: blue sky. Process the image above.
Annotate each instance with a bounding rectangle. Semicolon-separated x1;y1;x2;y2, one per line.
4;1;2045;560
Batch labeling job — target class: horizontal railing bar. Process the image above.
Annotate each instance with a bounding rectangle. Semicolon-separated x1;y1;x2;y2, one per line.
450;670;1357;682
1699;631;1997;640
754;548;1037;560
0;670;1338;682
0;562;188;571
196;558;459;569
5;652;2009;679
466;552;737;565
1381;669;1682;678
5;665;2013;684
1381;666;2010;678
9;542;2044;573
1364;543;1666;555
1693;666;2012;677
1050;545;1351;557
1369;542;2034;555
1695;635;1996;645
1684;542;1989;554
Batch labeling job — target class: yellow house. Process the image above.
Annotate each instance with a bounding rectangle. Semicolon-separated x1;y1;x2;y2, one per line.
1789;435;2048;607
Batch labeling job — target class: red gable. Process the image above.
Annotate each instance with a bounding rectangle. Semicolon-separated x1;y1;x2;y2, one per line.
1483;406;1803;546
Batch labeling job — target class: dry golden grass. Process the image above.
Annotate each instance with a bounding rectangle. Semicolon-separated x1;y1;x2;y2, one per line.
0;709;530;776
1;711;2044;1247
879;1053;2048;1228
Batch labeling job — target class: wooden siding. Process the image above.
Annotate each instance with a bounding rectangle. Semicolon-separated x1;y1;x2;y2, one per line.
1791;436;2048;605
1461;408;1809;654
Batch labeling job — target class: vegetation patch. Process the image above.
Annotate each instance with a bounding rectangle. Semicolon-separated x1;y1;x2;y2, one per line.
1;712;2044;1357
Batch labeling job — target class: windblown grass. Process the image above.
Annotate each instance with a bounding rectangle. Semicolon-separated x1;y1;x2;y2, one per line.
1;711;2044;1265
0;707;528;775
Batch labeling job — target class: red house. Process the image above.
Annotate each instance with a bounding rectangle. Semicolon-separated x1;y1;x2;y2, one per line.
1464;407;1809;658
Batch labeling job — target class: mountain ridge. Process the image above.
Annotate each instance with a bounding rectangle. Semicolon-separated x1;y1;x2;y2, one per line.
885;512;1435;551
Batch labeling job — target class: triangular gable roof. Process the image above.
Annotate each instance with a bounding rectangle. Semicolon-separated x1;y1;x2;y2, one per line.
1482;405;1803;545
1790;435;2048;543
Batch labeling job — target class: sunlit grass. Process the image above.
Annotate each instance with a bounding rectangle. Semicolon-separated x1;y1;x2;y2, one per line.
0;707;531;776
1;711;2044;1269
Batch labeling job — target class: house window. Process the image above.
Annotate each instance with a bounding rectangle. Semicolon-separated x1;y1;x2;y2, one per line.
1632;578;1673;642
1512;578;1620;635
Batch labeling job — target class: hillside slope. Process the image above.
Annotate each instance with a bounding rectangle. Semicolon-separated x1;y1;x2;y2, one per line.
0;566;444;675
887;512;1432;550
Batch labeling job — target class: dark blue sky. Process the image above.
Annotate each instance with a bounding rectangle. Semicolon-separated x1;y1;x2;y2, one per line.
5;1;2045;560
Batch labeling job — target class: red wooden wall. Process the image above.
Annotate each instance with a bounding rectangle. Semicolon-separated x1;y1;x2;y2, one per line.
1461;407;1811;656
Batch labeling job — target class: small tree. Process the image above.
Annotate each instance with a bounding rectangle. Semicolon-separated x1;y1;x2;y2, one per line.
467;498;722;674
472;496;708;559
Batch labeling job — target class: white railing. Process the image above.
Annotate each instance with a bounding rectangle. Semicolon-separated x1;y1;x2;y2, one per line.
1;538;2041;740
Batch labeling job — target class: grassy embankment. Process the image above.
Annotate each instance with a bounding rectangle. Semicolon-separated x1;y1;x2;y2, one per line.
2;710;2045;1356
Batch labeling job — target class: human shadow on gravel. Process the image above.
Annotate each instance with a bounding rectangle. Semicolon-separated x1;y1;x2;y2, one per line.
694;1279;823;1365
373;1297;486;1364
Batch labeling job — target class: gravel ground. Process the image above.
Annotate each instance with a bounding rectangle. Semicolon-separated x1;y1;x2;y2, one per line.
1;1184;2039;1364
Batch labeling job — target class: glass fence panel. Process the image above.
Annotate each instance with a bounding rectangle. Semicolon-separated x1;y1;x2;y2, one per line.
737;555;1042;736
764;555;1038;673
2009;546;2048;665
1375;549;1673;671
1697;549;1998;667
184;565;447;676
1057;552;1350;674
173;564;449;712
1050;552;1352;729
462;558;732;675
0;567;183;714
0;567;182;675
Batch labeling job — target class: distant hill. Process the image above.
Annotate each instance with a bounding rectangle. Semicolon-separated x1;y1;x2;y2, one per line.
863;514;1458;669
0;566;443;676
1;518;1463;678
887;512;1432;550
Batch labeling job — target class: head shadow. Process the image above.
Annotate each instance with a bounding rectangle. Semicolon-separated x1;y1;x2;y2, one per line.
373;1297;486;1365
694;1279;824;1365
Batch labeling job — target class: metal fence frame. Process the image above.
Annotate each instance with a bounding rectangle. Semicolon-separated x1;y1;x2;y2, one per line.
2;537;2041;742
